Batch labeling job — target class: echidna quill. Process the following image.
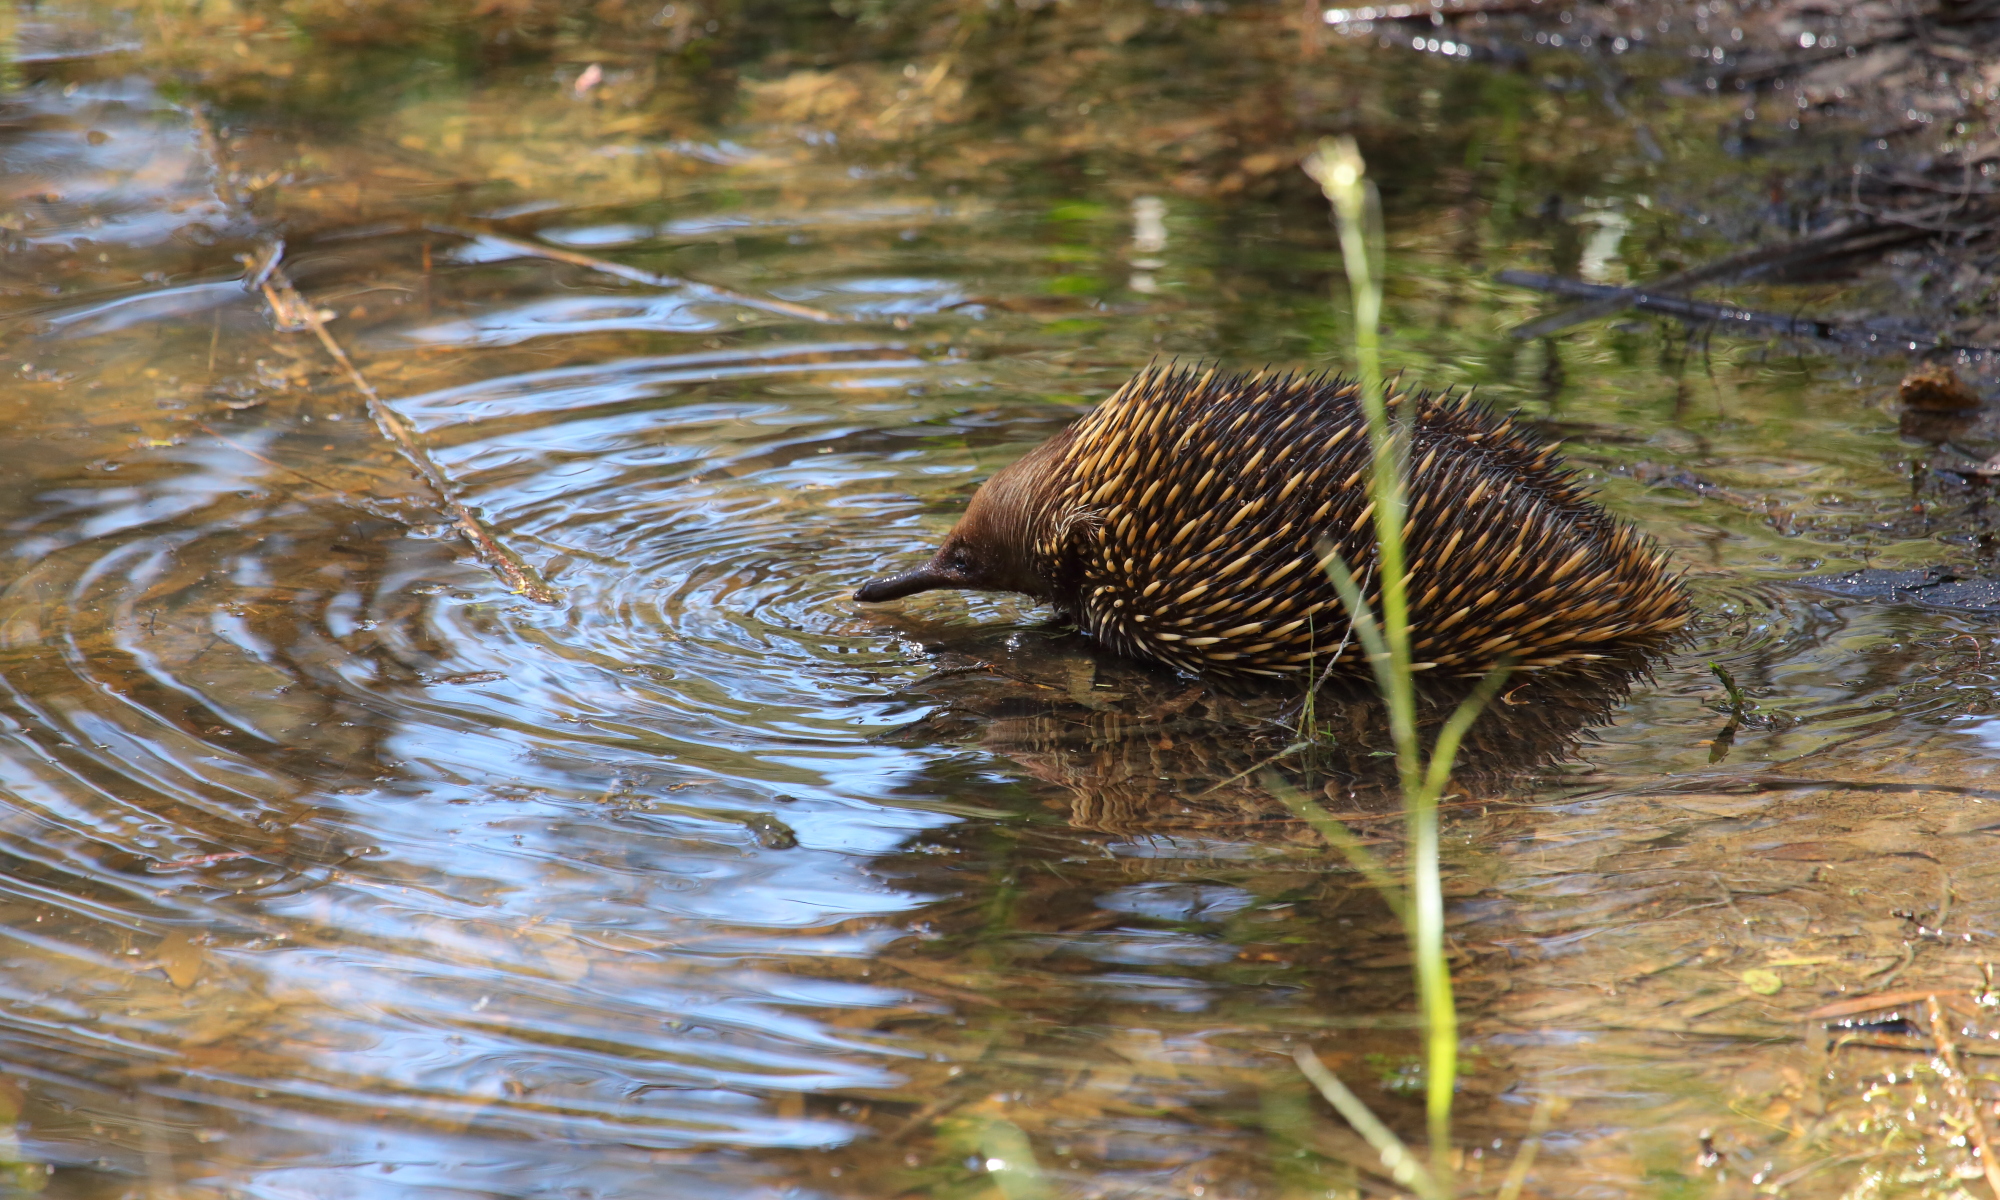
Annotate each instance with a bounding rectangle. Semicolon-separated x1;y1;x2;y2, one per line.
856;364;1690;680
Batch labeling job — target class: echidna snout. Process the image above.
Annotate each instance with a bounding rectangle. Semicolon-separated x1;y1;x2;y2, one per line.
856;428;1068;603
853;561;960;602
857;364;1690;681
852;534;995;601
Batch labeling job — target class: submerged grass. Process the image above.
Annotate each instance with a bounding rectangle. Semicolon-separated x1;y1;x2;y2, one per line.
1287;137;1516;1197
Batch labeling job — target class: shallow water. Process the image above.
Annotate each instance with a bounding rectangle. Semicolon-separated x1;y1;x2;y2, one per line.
3;4;2000;1198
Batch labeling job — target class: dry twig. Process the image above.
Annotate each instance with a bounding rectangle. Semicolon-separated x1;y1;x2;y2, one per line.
1808;989;1983;1021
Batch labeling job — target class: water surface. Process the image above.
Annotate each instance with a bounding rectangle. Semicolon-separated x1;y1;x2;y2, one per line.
3;5;1999;1197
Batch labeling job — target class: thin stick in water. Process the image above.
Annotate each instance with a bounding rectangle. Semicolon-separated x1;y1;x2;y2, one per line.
1926;993;2000;1199
191;105;562;605
423;223;845;325
1293;1047;1444;1200
249;245;561;604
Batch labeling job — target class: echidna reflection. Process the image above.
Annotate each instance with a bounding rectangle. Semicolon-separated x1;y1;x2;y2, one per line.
888;634;1645;836
859;364;1690;680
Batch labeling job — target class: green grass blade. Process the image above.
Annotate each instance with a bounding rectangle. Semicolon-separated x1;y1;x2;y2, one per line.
1417;663;1515;803
1267;773;1408;921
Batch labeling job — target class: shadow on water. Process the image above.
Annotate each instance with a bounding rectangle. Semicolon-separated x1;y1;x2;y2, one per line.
5;1;2000;1197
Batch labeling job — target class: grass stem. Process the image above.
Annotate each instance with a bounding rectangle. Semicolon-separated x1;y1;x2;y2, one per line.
1301;136;1516;1194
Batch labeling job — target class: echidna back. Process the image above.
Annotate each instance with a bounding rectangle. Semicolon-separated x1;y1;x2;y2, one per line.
1025;364;1688;679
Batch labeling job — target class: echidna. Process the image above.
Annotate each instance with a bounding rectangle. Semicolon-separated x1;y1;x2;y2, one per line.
857;364;1689;680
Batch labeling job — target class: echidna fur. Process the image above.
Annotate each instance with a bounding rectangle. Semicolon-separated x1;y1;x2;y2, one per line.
857;363;1690;680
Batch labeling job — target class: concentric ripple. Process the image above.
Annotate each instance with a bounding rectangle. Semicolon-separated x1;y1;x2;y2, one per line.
379;339;1049;741
0;86;1099;1180
0;326;1038;1178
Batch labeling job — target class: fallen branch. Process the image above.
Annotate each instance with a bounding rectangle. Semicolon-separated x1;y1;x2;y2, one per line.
1717;25;1918;86
1808;989;1984;1022
1827;1032;2000;1058
1507;220;1929;341
1494;268;1970;352
1720;2;2000;88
